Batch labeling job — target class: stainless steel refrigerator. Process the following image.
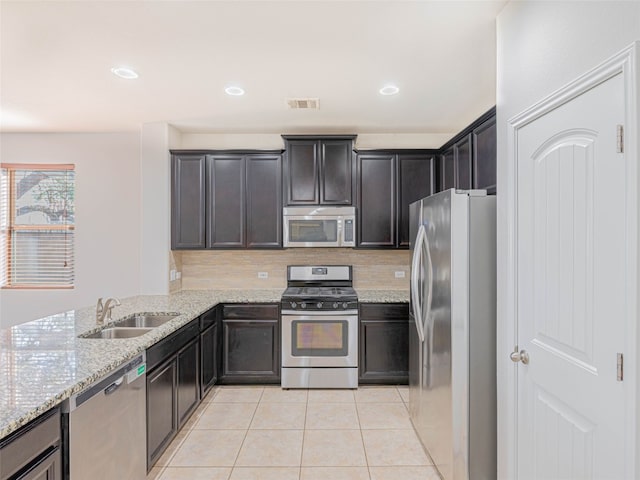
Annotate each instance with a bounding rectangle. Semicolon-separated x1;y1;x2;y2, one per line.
409;189;496;480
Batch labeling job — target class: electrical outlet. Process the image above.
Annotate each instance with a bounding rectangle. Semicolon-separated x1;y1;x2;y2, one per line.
258;272;268;279
395;271;406;278
170;269;176;281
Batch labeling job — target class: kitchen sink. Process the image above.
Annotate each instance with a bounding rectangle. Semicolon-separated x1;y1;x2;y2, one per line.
81;327;154;339
115;313;179;328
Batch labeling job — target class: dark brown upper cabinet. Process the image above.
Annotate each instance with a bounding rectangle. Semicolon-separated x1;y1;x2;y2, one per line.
283;135;356;206
357;153;396;248
245;155;283;248
397;154;437;247
454;135;472;190
171;151;282;250
440;146;455;192
437;107;496;194
356;151;436;249
472;114;497;194
171;154;207;249
208;155;245;248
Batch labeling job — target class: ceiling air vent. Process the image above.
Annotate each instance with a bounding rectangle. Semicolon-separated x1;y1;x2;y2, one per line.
286;98;320;110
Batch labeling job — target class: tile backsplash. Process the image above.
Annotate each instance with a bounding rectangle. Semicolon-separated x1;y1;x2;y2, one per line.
169;250;182;293
176;249;410;290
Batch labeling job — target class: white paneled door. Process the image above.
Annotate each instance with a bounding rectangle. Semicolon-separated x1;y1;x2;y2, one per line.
515;71;628;479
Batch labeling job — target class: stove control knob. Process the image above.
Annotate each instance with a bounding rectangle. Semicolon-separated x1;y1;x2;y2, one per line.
317;302;323;309
333;302;339;309
290;302;297;309
342;302;349;309
301;303;307;309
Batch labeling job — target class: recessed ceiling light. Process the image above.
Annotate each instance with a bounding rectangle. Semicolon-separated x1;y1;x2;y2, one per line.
110;67;139;79
379;85;400;96
225;86;245;96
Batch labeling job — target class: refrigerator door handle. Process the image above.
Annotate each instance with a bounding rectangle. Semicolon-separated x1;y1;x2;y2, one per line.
411;224;426;342
422;230;434;337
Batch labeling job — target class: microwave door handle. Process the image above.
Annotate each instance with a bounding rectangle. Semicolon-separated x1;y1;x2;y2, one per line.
337;218;343;247
411;225;426;343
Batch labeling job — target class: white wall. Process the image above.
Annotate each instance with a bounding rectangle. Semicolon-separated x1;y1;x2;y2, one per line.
139;123;179;295
496;1;640;478
0;133;141;327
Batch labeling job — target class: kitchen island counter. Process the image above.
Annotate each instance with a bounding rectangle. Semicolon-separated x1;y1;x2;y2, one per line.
0;289;283;440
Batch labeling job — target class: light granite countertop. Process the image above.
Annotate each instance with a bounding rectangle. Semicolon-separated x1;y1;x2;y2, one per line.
0;287;406;440
356;289;409;303
0;289;283;440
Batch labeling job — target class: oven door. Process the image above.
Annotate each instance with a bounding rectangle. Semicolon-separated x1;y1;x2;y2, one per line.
282;312;358;367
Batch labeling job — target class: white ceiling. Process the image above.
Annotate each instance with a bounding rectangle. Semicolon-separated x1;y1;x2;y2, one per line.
0;0;506;135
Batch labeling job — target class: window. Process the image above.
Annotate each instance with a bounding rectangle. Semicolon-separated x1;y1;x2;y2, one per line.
0;164;75;288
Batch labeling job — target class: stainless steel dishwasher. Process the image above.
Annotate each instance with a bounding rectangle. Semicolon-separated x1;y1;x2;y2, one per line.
63;353;147;479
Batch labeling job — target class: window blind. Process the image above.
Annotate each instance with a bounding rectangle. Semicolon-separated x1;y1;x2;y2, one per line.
1;164;75;288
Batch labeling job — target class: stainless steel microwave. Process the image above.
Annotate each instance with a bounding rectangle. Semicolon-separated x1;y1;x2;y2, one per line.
283;206;356;247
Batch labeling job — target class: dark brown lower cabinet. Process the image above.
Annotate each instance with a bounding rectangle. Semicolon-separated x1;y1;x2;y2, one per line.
15;449;60;480
220;304;280;384
200;308;218;397
359;303;409;384
147;358;177;467
146;319;200;469
0;408;61;480
177;338;200;427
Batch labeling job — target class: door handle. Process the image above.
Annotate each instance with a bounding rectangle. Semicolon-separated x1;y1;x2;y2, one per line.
411;225;426;342
422;230;433;337
104;377;124;395
510;348;530;365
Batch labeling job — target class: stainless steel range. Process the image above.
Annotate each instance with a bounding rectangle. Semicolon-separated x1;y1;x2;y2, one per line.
281;265;358;389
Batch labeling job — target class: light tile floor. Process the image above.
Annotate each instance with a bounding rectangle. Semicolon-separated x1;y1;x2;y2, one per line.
147;385;441;480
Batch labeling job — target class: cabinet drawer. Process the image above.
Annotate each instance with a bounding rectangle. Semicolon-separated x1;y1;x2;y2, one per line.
0;408;60;480
223;304;279;320
359;303;409;321
147;319;199;371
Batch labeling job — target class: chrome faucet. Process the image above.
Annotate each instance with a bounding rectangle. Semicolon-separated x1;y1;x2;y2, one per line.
96;297;121;325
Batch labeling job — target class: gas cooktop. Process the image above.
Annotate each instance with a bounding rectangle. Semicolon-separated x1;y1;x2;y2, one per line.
281;265;358;312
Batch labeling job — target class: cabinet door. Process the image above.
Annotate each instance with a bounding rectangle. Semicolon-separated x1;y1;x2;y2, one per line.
171;155;206;249
454;135;473;189
246;154;282;248
359;304;409;384
207;155;245;248
320;140;353;205
285;141;319;205
15;448;60;480
357;154;395;247
147;358;178;467
177;337;200;428
439;146;455;192
200;322;218;397
472;115;497;193
221;319;280;383
397;155;436;248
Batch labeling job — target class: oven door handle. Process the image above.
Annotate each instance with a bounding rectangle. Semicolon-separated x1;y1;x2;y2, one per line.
281;310;359;316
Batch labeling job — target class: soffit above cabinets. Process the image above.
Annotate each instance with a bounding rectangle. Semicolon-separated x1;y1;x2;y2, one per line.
1;1;506;134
